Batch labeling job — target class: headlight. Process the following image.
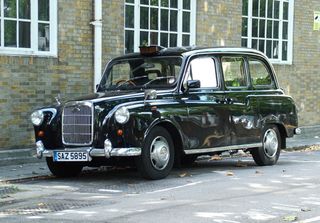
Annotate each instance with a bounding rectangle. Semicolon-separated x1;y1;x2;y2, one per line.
31;110;44;126
115;107;130;124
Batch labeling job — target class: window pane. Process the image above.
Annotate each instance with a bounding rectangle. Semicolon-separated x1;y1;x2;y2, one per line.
126;0;134;3
125;30;134;53
273;0;279;19
141;0;148;5
266;40;272;58
242;18;248;37
222;57;247;88
161;0;168;7
260;0;266;17
249;57;272;86
19;0;30;19
150;8;158;30
4;0;17;18
182;34;190;46
241;38;247;47
4;20;17;47
150;0;158;6
189;58;217;88
252;39;258;49
282;41;288;61
259;19;265;37
183;11;190;32
259;39;265;52
267;20;272;38
252;19;258;37
161;9;169;30
252;0;258;17
170;34;177;47
140;31;149;45
39;0;49;21
170;10;177;31
267;0;273;18
273;20;279;39
38;23;50;51
19;21;30;48
242;0;248;16
170;0;178;8
273;40;279;59
150;32;158;44
283;21;288;40
140;7;149;29
160;33;168;47
125;5;134;28
283;2;289;20
183;0;190;10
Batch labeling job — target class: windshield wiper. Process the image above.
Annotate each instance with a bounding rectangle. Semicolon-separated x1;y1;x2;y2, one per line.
143;76;175;88
116;75;148;88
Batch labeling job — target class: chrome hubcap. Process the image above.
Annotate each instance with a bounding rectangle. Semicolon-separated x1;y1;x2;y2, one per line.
263;129;279;158
150;136;170;170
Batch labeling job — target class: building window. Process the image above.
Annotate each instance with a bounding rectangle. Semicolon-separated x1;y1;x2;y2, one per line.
125;0;196;54
241;0;294;64
0;0;57;56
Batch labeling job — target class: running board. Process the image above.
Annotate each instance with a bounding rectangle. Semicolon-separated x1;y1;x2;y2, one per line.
184;143;262;155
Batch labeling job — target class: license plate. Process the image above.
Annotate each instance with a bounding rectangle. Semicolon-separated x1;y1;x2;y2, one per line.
54;151;89;162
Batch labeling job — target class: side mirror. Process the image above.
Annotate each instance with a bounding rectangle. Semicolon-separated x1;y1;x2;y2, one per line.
187;80;200;89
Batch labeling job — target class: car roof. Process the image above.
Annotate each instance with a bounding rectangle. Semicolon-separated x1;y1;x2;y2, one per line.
115;46;267;60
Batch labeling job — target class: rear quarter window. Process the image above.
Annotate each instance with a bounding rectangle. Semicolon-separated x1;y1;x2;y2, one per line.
248;57;275;89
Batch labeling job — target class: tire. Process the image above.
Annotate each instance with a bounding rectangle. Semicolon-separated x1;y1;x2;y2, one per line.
181;154;198;166
46;158;83;178
251;125;281;166
135;126;174;180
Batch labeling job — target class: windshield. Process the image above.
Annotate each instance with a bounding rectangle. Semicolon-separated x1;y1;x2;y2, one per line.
98;56;182;91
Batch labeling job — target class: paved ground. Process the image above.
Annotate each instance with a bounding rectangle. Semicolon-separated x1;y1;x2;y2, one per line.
1;148;320;223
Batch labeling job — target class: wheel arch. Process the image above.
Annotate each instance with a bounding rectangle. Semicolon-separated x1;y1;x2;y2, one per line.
145;119;185;166
264;122;287;149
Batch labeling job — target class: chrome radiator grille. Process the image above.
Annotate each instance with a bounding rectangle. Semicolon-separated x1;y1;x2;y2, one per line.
62;102;93;146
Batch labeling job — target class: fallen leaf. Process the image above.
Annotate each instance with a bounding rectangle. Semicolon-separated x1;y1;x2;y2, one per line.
235;160;247;167
282;169;286;172
255;170;262;174
283;215;297;222
226;171;234;176
210;155;222;161
38;203;45;207
179;172;188;178
301;207;311;212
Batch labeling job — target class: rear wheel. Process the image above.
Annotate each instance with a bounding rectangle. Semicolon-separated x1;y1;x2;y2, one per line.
135;126;174;180
251;125;281;166
46;158;83;177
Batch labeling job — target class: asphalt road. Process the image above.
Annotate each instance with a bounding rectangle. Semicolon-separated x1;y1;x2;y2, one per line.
1;150;320;223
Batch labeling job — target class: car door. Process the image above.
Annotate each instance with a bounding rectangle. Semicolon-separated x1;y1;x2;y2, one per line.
220;55;261;145
179;56;232;151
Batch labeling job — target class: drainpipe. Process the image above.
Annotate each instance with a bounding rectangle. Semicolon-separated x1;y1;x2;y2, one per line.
90;0;102;92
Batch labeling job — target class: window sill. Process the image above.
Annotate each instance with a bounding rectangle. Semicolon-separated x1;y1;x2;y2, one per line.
0;49;58;58
269;59;293;65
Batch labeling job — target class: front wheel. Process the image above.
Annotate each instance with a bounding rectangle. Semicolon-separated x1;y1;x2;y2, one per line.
46;158;83;178
251;125;281;166
135;126;174;180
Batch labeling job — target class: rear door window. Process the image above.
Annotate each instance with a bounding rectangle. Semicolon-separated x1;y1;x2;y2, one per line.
221;57;248;88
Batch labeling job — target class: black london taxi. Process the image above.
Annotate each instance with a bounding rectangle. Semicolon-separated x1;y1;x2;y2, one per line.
31;46;300;180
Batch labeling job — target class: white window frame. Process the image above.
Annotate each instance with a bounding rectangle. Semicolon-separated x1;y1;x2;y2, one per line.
242;0;294;64
0;0;57;57
124;0;196;53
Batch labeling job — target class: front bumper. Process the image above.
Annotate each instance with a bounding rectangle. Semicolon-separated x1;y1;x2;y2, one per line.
35;140;141;160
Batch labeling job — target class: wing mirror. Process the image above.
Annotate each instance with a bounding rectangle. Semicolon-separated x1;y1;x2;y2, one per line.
187;80;200;89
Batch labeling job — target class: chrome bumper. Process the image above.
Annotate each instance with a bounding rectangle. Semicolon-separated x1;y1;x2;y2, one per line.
35;140;141;159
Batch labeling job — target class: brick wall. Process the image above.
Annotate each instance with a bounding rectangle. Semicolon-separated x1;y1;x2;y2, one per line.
0;0;93;150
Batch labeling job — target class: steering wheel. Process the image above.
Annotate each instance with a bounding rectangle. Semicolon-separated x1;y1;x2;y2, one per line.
116;79;136;86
